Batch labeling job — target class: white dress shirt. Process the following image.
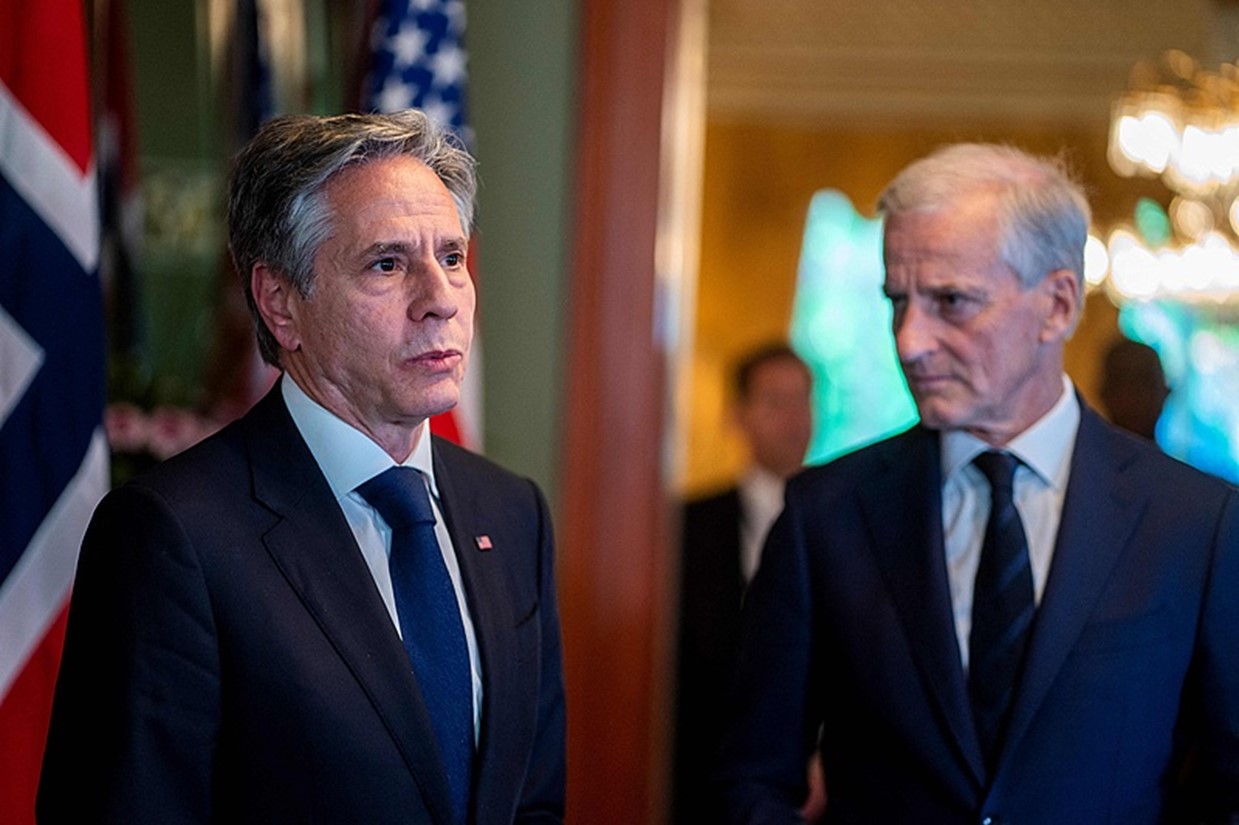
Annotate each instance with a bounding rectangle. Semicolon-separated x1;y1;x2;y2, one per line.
737;466;787;585
282;377;483;738
940;375;1080;672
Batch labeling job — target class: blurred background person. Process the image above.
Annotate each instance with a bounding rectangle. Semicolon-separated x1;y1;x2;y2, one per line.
673;343;822;823
1099;338;1169;441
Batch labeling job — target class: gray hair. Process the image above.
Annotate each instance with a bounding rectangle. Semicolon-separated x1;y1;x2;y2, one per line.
876;143;1090;289
227;110;478;365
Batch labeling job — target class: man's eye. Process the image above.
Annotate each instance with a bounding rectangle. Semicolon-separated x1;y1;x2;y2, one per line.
373;258;397;273
444;252;464;268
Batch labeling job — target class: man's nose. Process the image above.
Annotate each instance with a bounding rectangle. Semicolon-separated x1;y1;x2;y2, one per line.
894;302;934;364
408;262;460;322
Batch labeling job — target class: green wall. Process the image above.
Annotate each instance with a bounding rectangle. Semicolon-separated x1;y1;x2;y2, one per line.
469;1;576;504
126;1;223;405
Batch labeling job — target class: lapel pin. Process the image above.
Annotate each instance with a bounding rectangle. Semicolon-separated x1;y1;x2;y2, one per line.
474;535;493;551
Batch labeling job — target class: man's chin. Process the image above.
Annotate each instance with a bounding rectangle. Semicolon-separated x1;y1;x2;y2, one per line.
912;403;960;433
413;375;462;408
424;397;460;419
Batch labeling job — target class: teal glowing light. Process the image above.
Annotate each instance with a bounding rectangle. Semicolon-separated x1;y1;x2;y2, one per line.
789;191;917;465
1121;301;1239;482
1133;197;1172;247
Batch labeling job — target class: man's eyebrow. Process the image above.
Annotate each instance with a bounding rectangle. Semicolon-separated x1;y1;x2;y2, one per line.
360;241;414;257
356;237;467;260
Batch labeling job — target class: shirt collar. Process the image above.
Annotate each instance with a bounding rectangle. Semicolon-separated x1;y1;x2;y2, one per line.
738;464;786;511
281;376;440;501
940;374;1080;490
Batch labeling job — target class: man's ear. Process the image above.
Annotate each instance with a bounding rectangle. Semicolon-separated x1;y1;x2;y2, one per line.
252;264;302;353
1038;267;1082;343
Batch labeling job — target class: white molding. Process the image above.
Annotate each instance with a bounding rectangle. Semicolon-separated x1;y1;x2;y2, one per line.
0;430;108;700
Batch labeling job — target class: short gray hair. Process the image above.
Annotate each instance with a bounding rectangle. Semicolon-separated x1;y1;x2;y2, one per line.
876;143;1089;289
227;110;478;365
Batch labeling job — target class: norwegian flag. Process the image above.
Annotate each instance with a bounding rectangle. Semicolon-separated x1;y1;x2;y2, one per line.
363;0;482;450
0;0;109;820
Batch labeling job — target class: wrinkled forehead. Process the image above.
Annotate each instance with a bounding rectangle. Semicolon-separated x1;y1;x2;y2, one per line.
883;200;1001;263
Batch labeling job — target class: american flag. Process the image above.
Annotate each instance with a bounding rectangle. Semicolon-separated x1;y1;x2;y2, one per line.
0;0;109;819
363;0;482;450
365;0;472;144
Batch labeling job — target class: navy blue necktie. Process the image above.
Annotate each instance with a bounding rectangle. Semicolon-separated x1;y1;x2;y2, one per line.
357;467;472;823
969;451;1035;770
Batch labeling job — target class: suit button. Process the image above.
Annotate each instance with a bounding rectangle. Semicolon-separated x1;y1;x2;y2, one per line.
981;817;1003;825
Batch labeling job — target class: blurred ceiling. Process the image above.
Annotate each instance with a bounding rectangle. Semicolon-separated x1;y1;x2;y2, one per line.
707;0;1239;127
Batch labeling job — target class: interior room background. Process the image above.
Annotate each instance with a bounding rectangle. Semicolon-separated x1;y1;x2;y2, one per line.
71;0;1239;822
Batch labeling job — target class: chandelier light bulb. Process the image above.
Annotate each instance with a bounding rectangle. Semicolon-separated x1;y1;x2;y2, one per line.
1105;52;1239;304
1083;235;1110;288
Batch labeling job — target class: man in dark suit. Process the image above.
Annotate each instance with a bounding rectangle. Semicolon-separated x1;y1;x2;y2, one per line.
38;111;565;824
718;143;1239;823
673;344;816;822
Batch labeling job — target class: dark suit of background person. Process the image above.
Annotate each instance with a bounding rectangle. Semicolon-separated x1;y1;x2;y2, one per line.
38;111;566;824
674;345;816;823
717;144;1239;824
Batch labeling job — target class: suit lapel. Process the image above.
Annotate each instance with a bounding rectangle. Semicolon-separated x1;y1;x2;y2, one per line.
861;428;986;786
244;388;459;824
998;408;1144;768
433;441;522;823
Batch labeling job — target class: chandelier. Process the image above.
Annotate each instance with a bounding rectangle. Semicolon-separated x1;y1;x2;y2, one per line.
1098;50;1239;304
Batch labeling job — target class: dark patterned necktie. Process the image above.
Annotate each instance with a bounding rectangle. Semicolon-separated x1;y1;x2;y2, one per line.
358;467;472;823
969;450;1035;769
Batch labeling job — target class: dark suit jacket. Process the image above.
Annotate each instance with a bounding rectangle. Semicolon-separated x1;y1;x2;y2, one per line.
674;487;746;822
38;386;565;825
719;406;1239;824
